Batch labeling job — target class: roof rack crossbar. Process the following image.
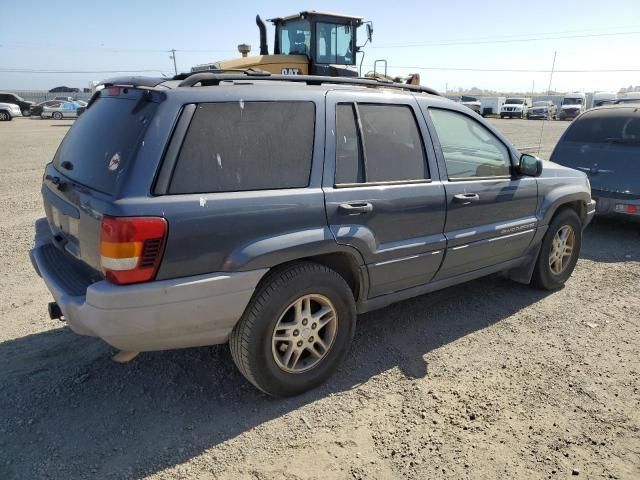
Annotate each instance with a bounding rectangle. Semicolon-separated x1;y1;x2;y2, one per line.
177;72;440;96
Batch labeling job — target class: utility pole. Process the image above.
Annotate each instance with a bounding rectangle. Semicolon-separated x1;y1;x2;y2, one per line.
169;49;178;75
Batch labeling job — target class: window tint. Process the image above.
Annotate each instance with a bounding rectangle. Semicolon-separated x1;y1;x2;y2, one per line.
564;109;640;144
335;104;364;183
429;109;511;179
53;93;158;195
170;102;315;194
279;20;311;55
358;104;427;182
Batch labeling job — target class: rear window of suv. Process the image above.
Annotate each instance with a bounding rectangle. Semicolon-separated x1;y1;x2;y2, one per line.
564;108;640;144
53;89;159;195
169;101;315;194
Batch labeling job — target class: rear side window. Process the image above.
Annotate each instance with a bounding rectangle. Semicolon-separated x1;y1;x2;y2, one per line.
335;103;428;184
564;109;640;144
53;91;158;195
169;102;315;194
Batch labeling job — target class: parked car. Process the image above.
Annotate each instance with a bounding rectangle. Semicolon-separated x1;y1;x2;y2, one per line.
591;92;617;108
0;102;21;121
550;105;639;220
460;95;482;114
30;100;66;117
0;92;34;116
49;86;80;93
500;98;531;118
40;101;81;119
30;74;594;396
559;92;586;120
527;100;557;120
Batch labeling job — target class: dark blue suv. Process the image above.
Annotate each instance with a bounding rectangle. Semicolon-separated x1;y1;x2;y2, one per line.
30;74;595;396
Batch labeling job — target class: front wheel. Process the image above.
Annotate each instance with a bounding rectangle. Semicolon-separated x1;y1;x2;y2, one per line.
22;109;31;117
229;262;357;397
52;111;63;120
532;209;582;290
0;111;10;121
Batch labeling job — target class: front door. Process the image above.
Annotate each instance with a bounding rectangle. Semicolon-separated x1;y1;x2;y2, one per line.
425;107;539;279
323;90;447;298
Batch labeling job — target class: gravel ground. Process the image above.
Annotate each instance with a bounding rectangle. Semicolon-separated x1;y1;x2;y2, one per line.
0;117;638;480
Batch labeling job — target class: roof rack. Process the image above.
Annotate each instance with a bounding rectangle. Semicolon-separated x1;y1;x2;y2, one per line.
177;71;440;96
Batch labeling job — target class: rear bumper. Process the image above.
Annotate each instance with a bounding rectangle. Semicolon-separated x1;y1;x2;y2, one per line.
30;218;267;352
591;196;640;221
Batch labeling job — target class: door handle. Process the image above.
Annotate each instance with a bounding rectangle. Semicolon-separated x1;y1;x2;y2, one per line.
339;202;373;214
453;193;480;205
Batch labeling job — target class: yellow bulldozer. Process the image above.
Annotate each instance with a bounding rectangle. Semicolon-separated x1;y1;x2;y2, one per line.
191;11;419;85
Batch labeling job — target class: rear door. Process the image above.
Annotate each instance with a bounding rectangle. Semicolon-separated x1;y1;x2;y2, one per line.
425;107;538;279
323;90;446;298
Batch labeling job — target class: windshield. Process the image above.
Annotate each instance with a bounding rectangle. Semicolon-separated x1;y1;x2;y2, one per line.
279;19;311;56
562;97;584;105
53;90;158;195
533;101;549;107
316;22;354;65
564;109;640;144
505;98;524;104
461;96;478;102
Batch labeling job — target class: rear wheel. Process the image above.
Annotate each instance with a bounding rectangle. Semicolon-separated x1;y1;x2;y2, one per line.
52;111;63;120
21;109;31;117
0;111;10;121
229;262;357;397
532;209;582;290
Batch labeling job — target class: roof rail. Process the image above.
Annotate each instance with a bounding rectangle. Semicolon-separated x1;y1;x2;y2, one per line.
177;71;440;96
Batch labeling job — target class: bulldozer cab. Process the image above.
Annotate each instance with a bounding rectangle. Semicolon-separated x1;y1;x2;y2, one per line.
269;11;364;76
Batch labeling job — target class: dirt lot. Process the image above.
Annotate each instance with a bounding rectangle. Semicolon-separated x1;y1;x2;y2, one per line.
0;118;638;480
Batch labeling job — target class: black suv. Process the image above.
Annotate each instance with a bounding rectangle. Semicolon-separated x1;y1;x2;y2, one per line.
0;92;34;116
30;74;595;396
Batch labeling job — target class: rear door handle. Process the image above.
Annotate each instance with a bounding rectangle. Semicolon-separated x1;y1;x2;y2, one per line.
339;202;373;214
453;193;480;205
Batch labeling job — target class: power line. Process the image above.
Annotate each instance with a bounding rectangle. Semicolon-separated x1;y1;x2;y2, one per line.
0;68;167;74
371;30;640;48
363;65;640;73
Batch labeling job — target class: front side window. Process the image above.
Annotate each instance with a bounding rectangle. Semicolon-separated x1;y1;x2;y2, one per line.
279;20;311;56
169;102;315;194
335;103;428;184
429;109;511;179
316;23;354;65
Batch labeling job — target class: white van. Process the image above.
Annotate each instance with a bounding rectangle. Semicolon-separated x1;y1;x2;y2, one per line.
559;92;586;120
591;92;617;108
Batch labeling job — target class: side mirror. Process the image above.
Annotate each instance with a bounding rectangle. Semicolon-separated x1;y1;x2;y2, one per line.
518;154;543;177
366;23;373;43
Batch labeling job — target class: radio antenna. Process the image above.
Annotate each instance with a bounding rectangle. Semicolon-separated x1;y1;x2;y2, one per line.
537;51;557;156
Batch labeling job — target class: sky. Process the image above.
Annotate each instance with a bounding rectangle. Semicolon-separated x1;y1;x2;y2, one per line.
1;0;639;93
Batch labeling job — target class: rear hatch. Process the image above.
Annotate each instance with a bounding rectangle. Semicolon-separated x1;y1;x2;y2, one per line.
42;86;161;272
550;107;640;198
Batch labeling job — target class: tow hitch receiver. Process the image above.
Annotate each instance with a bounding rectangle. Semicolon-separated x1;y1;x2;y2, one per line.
48;302;64;321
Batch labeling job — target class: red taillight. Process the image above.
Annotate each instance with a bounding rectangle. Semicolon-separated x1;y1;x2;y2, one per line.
100;216;167;285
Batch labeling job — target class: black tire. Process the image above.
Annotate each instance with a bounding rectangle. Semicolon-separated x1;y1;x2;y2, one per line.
229;261;357;397
532;208;582;290
52;111;63;120
22;109;31;117
500;114;504;119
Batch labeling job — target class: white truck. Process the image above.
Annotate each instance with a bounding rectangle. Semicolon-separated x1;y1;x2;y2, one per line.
499;97;532;119
559;92;586;120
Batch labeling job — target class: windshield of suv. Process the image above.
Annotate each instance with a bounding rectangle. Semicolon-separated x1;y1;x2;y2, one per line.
564;109;640;144
461;96;478;102
505;98;524;104
562;98;584;105
279;19;311;56
52;89;159;195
